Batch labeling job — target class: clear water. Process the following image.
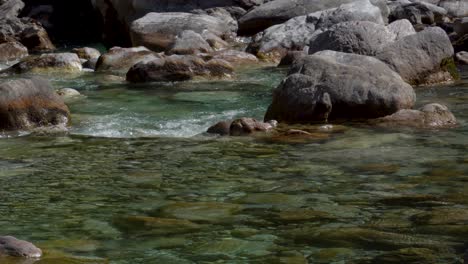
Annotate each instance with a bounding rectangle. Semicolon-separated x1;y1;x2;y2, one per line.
0;63;467;263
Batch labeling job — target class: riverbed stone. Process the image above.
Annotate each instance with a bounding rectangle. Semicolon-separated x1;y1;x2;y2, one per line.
456;51;468;65
95;46;161;74
72;47;101;61
0;236;42;258
210;50;259;65
193;238;275;258
130;12;233;52
0;77;70;130
113;215;201;235
411;208;468;225
0;41;28;62
158;202;243;223
19;23;55;52
230;118;276;136
4;53;82;74
166;30;213;55
126;55;234;82
371;248;437;264
56;88;81;103
374;103;457;128
264;50;415;123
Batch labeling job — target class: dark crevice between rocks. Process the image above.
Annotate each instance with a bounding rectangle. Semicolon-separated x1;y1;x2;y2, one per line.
19;0;103;47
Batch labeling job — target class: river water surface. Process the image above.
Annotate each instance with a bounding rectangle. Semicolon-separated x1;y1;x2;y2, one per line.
0;62;467;263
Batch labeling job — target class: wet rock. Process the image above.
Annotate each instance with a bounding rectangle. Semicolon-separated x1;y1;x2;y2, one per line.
3;53;82;74
291;227;452;250
158;202;243;223
0;41;28;62
264;50;415;123
210;50;259;65
193;238;275;258
56;88;81;103
378;194;444;207
456;51;468;65
236;193;306;208
0;236;42;258
411;208;468;225
166;30;213;55
0;77;70;130
374;103;457;128
371;248;436;264
309;248;355;263
201;31;229;50
207;120;232;135
82;57;98;70
130;12;233;52
72;47;101;61
95;46;161;75
230;118;276;136
276;209;333;222
376;27;456;85
126;55;234;83
113;215;201;235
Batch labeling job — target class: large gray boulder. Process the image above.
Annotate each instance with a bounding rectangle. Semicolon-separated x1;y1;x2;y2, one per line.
0;236;42;258
374;103;457;128
126;55;234;82
95;46;162;75
308;21;395;56
376;27;456;85
0;78;70;130
238;0;388;35
439;0;468;17
3;53;82;74
130;12;234;52
0;0;24;20
389;1;447;25
264;51;416;123
166;30;213;55
247;0;386;62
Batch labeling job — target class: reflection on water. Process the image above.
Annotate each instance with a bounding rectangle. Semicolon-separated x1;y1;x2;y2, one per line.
0;66;467;263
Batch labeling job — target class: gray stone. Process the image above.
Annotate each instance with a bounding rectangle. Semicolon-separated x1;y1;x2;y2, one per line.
309;21;395;56
264;51;415;123
0;78;70;130
3;53;82;74
389;2;447;25
0;0;24;20
126;55;234;82
387;19;417;40
72;47;101;60
130;12;233;52
376;27;455;85
0;236;42;258
438;0;468;18
456;51;468;65
167;30;213;55
210;49;259;65
95;46;162;75
0;41;28;62
374;103;457;128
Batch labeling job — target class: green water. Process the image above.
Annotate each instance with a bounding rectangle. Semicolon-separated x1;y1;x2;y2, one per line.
0;64;467;263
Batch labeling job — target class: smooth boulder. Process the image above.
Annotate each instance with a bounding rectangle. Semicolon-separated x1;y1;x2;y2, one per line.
130;12;233;52
374;103;457;128
72;47;101;60
207;118;277;136
3;53;82;74
0;78;70;130
95;46;161;74
376;27;456;85
264;51;416;123
166;30;213;55
126;55;234;82
0;236;42;258
0;41;28;62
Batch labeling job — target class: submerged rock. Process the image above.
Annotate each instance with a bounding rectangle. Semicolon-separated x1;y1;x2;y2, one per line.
0;41;28;62
3;53;82;74
95;46;161;75
0;77;70;130
264;51;415;123
374;103;457;128
114;215;201;235
371;248;437;264
130;12;233;52
126;55;234;82
158;202;243;223
207;118;277;136
0;236;42;258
